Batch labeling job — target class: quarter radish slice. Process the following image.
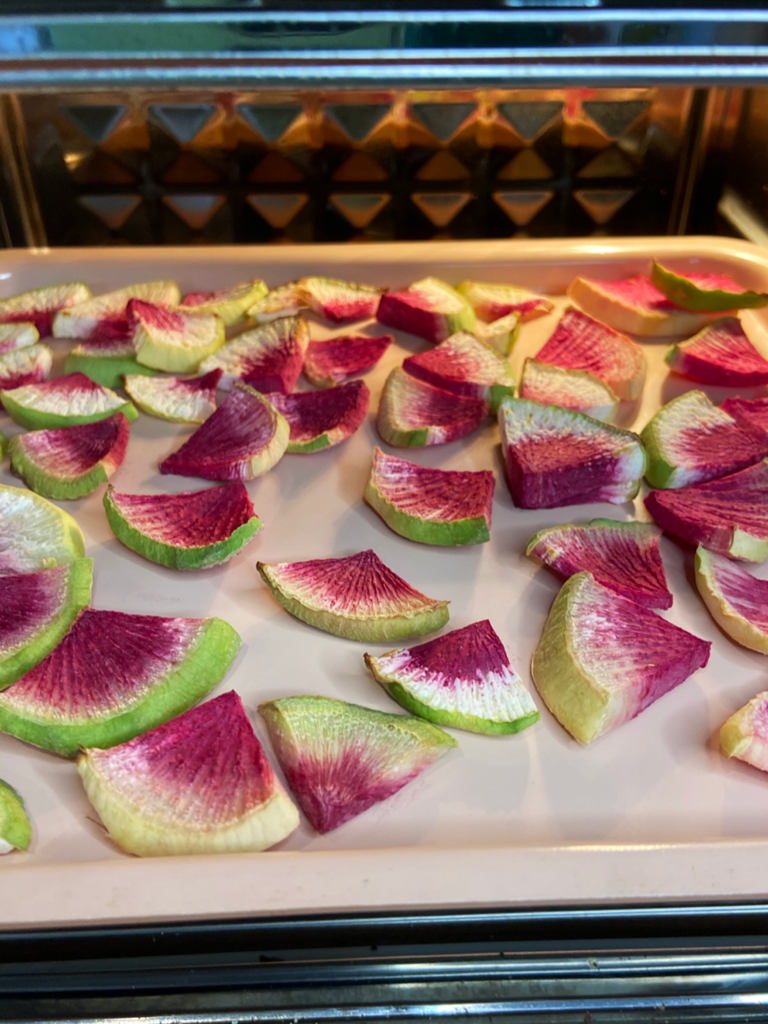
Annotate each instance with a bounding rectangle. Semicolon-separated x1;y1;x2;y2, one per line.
567;274;716;338
721;397;768;439
53;280;180;340
0;282;91;338
378;367;489;447
0;559;93;690
0;609;242;757
303;334;392;388
377;277;476;344
0;322;39;354
123;369;222;424
695;545;768;653
498;397;646;509
645;459;768;562
721;692;768;772
160;382;289;481
532;571;711;745
456;280;553;322
247;282;308;323
666;317;768;387
77;691;299;857
641;390;768;489
365;620;539;735
402;331;514;413
298;277;384;323
364;446;494;546
0;344;52;392
259;695;456;834
64;327;156;390
0;780;31;854
0;484;85;573
257;548;450;642
181;279;268;326
526;519;672;609
519;359;618;423
0;372;137;429
199;315;309;393
104;481;262;570
475;312;521;357
131;299;225;374
9;413;130;500
266;380;369;453
652;260;768;312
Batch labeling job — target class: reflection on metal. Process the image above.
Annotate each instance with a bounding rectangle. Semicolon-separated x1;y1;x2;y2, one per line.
150;104;216;144
247;193;308;229
79;194;141;230
574;188;636;225
415;152;470;182
0;94;46;247
497;149;553;181
582;100;650;138
61;105;127;144
238;104;303;143
163;194;225;230
494;190;554;226
718;187;768;248
330;193;390;228
325;104;389;143
498;100;562;140
411;103;476;142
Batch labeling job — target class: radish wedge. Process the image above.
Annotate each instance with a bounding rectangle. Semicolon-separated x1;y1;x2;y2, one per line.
257;548;450;642
132;300;225;373
0;344;52;392
246;282;308;323
378;367;489;447
652;260;768;312
532;571;711;745
160;382;289;481
475;312;521;357
695;545;768;653
303;334;392;388
266;380;369;453
519;359;618;423
104;482;261;570
199;315;309;393
0;781;31;854
0;372;137;429
64;328;156;390
526;519;671;609
0;283;91;338
666;317;768;387
567;274;716;338
53;280;179;340
721;692;768;772
181;279;268;326
364;447;494;546
77;691;299;857
0;609;241;756
259;695;456;834
0;322;39;354
9;413;129;500
123;369;222;424
402;331;514;413
456;281;553;322
376;277;475;344
298;277;384;322
0;483;85;573
721;397;768;439
365;620;539;735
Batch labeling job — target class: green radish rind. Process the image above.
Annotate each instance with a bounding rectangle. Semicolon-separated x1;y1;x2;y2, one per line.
0;386;137;430
363;480;490;547
651;260;768;312
0;430;6;460
694;545;768;654
64;352;157;390
0;616;242;757
0;780;31;852
720;692;768;770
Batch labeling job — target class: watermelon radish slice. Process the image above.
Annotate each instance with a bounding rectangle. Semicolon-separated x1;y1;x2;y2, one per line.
0;559;92;690
0;609;242;756
567;275;717;338
247;282;308;324
646;460;768;562
104;481;262;570
526;519;672;609
303;334;392;388
475;312;521;357
519;359;618;423
0;372;137;430
652;260;768;312
0;344;52;392
259;695;456;834
365;620;539;735
456;280;553;323
0;484;85;573
532;571;711;745
181;278;268;326
695;545;768;653
720;692;768;772
0;322;39;354
498;398;646;509
665;317;768;387
131;299;225;374
378;368;489;448
298;277;384;323
52;280;180;340
257;548;450;642
364;447;494;546
266;380;369;453
402;331;515;414
535;307;646;401
641;390;768;489
64;327;156;390
160;382;289;481
199;315;309;393
77;691;299;857
0;282;91;338
376;277;476;344
123;369;222;424
720;397;768;439
8;413;129;500
0;780;31;854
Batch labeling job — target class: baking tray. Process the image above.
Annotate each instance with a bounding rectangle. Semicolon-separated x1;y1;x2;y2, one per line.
2;236;768;931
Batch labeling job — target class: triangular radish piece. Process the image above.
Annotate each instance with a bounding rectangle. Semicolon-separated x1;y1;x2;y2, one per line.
259;695;456;834
641;390;768;489
199;315;309;393
519;359;618;422
103;481;261;570
666;317;768;386
77;691;299;856
124;369;222;424
303;334;392;388
498;397;646;509
298;277;384;322
377;277;475;344
526;518;672;609
567;274;716;338
645;459;768;561
131;299;224;373
365;620;539;735
266;380;369;453
721;692;768;772
246;282;308;324
53;280;179;340
456;280;553;322
695;545;768;652
535;306;646;400
652;260;768;312
0;559;93;690
181;279;268;326
257;548;450;642
0;283;91;338
475;312;521;357
402;331;514;413
64;325;156;389
0;344;52;392
0;781;31;854
0;483;85;574
160;382;289;481
532;571;711;745
0;609;241;757
378;367;488;447
0;323;39;354
0;372;137;429
721;397;768;439
364;446;494;546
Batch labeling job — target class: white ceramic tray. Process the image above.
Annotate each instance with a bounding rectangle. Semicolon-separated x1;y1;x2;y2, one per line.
3;236;768;931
